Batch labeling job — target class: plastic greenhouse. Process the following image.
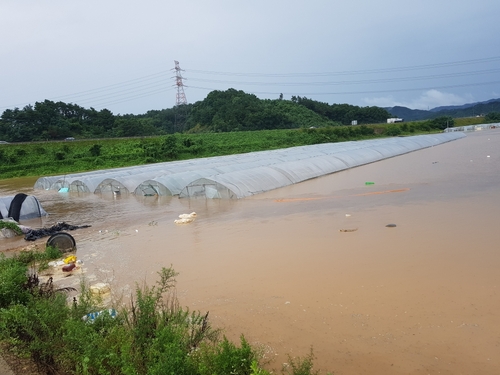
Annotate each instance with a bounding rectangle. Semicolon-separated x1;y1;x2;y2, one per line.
34;132;466;199
0;193;48;221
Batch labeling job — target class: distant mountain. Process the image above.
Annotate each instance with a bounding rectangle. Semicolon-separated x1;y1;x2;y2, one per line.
386;98;500;121
430;98;500;112
385;106;430;121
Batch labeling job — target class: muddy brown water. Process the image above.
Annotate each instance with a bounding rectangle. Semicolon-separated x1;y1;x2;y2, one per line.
1;130;499;374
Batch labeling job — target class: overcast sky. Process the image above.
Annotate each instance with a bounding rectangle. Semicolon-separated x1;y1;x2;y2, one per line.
1;0;499;115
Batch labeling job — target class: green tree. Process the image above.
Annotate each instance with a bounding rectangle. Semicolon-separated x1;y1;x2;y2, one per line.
114;117;143;137
430;116;454;130
160;135;179;159
485;111;500;122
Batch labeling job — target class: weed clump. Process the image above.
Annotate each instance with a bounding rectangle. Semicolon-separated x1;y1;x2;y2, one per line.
0;254;328;375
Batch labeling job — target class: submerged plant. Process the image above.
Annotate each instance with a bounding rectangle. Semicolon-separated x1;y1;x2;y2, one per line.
0;220;23;235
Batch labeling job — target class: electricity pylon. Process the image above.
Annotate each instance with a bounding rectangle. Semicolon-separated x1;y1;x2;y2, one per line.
174;61;188;132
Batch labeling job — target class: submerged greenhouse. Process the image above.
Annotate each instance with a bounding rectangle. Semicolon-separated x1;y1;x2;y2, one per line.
0;193;48;221
34;132;466;199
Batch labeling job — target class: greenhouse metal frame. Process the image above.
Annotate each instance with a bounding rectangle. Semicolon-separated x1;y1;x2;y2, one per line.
34;132;466;199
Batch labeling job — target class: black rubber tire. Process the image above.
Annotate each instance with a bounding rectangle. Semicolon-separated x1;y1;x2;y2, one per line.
46;232;76;253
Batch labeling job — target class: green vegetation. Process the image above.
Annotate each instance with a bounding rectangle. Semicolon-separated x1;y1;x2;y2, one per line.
453;116;486;127
485;111;500;122
0;121;451;179
1;89;498;145
0;87;495;179
0;247;62;308
0;90;393;142
0;221;23;235
0;252;329;375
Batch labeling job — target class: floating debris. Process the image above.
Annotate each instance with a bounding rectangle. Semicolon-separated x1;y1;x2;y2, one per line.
90;282;111;295
83;309;117;323
385;224;397;228
62;263;76;272
339;228;358;232
174;212;197;224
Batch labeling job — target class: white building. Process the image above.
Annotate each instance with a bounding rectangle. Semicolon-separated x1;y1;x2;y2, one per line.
387;118;404;123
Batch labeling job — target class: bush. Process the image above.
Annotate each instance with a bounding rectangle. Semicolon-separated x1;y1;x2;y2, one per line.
0;293;70;372
89;144;102;157
0;261;327;375
282;348;319;375
0;256;29;308
385;125;402;136
54;151;65;161
192;335;257;375
15;246;62;271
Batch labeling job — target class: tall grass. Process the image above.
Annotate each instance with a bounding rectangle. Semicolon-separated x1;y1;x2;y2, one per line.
0;251;329;375
0;122;445;179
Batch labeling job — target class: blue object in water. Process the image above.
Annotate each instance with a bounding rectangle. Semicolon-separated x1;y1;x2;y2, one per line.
58;187;69;193
83;309;117;323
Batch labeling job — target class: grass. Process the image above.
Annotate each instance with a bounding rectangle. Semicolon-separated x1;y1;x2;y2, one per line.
452;116;488;126
0;250;330;375
0;221;23;235
0;122;450;179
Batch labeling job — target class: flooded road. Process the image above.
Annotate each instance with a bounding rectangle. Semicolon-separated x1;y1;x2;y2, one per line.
1;130;500;374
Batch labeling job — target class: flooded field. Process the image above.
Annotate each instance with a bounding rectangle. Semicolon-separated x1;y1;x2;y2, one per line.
1;130;499;374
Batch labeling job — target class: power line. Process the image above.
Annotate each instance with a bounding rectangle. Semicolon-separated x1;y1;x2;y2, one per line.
187;56;500;77
1;56;499;111
185;68;500;87
47;71;172;102
84;87;177;110
188;80;500;96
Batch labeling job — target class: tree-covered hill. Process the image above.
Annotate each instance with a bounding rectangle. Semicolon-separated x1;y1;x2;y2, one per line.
2;89;499;144
0;89;392;143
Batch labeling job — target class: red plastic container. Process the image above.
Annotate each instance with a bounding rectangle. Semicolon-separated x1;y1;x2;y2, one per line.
62;263;76;272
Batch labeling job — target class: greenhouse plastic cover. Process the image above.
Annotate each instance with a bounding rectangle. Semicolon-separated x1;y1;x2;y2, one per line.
34;132;466;199
0;194;48;221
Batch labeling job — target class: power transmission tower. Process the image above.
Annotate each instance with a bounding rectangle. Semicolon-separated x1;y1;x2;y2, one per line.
173;60;188;132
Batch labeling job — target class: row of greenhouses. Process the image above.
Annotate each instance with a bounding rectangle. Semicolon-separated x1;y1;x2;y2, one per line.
443;123;499;132
34;132;466;199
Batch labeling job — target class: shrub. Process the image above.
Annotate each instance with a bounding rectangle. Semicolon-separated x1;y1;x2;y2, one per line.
282;348;319;375
385;125;402;136
0;262;325;375
192;335;257;375
0;256;29;308
89;144;102;157
54;151;65;161
0;292;71;372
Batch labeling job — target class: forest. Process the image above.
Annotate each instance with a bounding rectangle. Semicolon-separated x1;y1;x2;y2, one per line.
0;89;392;142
